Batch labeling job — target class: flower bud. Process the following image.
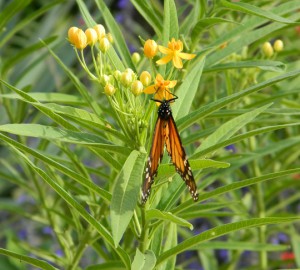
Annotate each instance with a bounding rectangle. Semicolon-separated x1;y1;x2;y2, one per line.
74;29;87;50
99;37;110;53
144;39;158;58
94;24;106;40
106;33;114;44
273;39;284;52
140;71;151;86
113;70;122;80
85;28;98;46
131;80;144;96
132;52;141;65
262;42;273;57
68;26;79;44
104;83;116;96
100;74;110;86
121;71;133;87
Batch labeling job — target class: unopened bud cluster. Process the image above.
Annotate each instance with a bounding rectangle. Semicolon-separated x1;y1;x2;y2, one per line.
262;39;284;57
68;24;112;52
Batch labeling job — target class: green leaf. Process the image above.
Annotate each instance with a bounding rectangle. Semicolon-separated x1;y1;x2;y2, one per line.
191;17;240;45
172;57;205;119
156;216;300;266
40;42;103;116
146;209;193;230
177;69;300;131
173;168;300;215
0;92;85;105
204;60;286;73
161;223;177;269
130;0;162;37
131;249;156;270
0;133;112;202
197;241;289;251
197;103;272;153
0;124;130;156
157;159;230;178
8;145;130;269
193;123;300;159
220;0;294;24
164;0;179;41
206;1;300;67
111;150;146;247
0;248;58;270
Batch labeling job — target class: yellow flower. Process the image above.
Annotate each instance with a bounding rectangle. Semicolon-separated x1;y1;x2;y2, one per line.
144;39;158;59
144;74;177;104
156;38;196;69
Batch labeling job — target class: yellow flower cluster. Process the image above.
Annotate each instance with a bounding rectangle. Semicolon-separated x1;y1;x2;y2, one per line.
68;24;113;52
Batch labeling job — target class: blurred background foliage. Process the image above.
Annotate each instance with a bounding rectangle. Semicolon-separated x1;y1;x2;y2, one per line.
1;0;300;269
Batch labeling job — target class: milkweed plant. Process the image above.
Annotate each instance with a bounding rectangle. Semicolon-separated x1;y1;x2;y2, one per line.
1;1;300;269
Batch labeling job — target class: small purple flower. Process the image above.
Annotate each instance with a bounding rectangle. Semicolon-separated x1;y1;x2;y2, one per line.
18;228;27;240
225;144;237;153
55;249;64;257
216;249;229;263
115;13;124;23
42;226;53;235
117;0;129;9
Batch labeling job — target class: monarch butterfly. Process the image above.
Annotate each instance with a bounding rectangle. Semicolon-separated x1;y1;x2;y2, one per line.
142;95;198;204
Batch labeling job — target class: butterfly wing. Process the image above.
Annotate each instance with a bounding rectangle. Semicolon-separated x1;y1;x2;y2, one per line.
165;114;198;201
142;117;165;204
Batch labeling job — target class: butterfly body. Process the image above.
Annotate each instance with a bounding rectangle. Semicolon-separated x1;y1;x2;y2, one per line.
142;98;198;204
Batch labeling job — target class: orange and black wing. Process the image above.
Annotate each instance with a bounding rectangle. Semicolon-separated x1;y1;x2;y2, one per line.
164;114;198;201
142;117;165;204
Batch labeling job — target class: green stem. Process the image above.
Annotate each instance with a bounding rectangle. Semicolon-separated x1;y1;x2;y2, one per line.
249;136;267;270
139;205;149;252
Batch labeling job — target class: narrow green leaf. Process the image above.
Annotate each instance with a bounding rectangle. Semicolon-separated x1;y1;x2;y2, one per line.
86;261;124;270
197;241;289;251
164;0;179;41
206;1;300;67
204;60;286;73
40;41;103;116
0;133;112;202
0;124;130;156
177;69;300;131
130;0;162;37
0;248;58;270
172;57;205;119
173;168;300;215
9;146;130;269
111;150;146;247
0;93;85;105
161;223;177;269
197;103;272;153
146;209;193;230
131;249;156;270
221;0;294;24
193;123;300;159
156;217;300;266
191;17;239;45
157;159;230;178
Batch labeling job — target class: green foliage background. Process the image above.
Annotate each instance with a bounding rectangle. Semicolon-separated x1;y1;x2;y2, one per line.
1;0;300;269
